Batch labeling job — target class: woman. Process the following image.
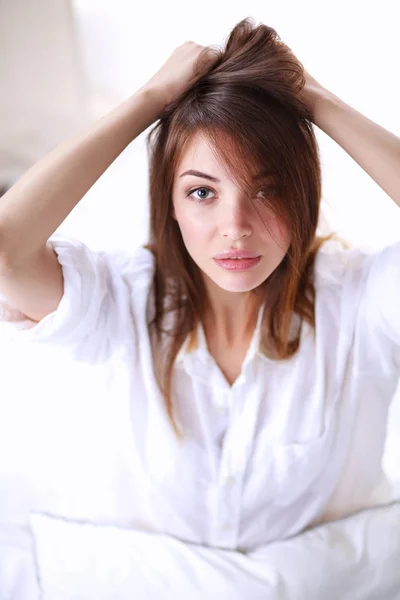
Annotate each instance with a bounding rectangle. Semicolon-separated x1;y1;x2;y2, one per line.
0;18;399;554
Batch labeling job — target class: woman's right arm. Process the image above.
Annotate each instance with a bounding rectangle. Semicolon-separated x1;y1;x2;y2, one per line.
0;85;165;271
0;41;218;271
0;42;218;322
0;86;168;323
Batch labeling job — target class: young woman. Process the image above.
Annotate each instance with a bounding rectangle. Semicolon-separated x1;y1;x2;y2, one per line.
0;18;399;553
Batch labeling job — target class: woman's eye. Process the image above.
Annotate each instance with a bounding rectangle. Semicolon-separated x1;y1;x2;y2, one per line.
187;187;214;202
256;186;277;199
185;186;276;203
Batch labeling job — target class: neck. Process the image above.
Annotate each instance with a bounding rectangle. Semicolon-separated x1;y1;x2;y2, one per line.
203;288;263;347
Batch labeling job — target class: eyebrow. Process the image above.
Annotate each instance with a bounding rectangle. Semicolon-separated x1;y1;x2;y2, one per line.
179;169;274;183
179;170;220;182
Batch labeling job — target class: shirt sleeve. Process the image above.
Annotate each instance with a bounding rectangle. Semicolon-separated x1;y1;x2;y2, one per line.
0;234;138;352
315;237;400;374
354;239;400;370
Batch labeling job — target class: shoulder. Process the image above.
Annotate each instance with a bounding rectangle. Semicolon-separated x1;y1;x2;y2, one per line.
109;245;155;285
0;237;156;345
313;237;374;290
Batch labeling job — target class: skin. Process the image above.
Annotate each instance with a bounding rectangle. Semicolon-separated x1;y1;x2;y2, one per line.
172;131;291;347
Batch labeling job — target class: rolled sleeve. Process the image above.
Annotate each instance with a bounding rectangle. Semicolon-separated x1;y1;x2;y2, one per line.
0;235;114;348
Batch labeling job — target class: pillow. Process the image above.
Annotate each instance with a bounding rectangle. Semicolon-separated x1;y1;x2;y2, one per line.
0;524;40;600
30;501;400;600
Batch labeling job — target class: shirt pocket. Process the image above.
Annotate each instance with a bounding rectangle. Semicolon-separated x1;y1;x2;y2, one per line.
253;389;341;508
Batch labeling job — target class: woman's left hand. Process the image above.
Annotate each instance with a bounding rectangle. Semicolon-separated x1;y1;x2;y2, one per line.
299;69;330;121
283;41;330;121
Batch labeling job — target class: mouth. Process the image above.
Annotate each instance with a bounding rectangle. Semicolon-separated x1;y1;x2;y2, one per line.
213;256;261;271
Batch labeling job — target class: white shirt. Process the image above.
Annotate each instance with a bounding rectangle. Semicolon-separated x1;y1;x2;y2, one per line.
0;234;399;552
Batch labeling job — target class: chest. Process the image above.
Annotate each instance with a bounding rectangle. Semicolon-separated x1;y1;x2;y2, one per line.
206;340;249;386
143;349;346;550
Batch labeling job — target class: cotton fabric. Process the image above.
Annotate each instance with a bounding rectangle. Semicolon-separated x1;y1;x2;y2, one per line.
1;233;399;552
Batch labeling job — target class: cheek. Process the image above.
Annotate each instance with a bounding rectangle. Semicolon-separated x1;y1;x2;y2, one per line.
175;208;211;244
259;211;291;248
276;220;291;247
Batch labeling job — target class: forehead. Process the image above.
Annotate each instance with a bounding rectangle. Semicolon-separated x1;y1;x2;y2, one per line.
174;129;272;189
176;132;227;175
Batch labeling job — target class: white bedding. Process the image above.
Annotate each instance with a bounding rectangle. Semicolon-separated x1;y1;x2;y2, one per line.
1;501;399;600
0;524;40;600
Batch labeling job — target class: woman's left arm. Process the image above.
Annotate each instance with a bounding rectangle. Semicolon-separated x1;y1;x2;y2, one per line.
303;73;400;208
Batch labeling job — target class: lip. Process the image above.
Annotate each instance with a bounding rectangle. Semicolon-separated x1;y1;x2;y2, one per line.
213;256;261;271
214;249;260;259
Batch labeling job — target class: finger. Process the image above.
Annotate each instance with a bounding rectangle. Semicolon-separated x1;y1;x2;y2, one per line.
193;46;221;79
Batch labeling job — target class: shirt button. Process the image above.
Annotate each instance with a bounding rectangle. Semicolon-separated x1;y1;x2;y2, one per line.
222;523;233;532
226;476;235;487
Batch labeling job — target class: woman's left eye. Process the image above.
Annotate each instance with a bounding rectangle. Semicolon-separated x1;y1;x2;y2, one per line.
187;187;214;202
256;185;277;199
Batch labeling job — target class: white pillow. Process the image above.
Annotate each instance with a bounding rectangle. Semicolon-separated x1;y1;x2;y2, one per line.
0;524;40;600
30;501;400;600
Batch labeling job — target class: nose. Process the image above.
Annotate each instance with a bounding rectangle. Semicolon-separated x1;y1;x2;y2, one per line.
219;199;253;241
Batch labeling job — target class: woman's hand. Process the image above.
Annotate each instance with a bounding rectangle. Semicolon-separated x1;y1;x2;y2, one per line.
299;69;330;121
143;42;220;108
277;37;329;121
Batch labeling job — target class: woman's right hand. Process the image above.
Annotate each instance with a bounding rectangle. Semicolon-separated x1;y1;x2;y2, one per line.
144;42;220;108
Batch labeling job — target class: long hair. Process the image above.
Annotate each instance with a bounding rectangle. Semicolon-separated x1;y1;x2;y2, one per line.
144;17;349;437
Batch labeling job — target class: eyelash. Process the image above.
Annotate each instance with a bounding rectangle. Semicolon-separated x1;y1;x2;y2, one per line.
186;186;214;203
186;185;277;203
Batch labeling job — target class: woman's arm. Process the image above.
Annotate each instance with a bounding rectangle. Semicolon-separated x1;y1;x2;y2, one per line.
0;42;218;270
0;87;165;268
304;74;400;208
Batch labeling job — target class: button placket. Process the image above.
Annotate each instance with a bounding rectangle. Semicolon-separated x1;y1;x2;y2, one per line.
217;469;244;547
212;381;263;548
214;387;229;412
208;387;240;547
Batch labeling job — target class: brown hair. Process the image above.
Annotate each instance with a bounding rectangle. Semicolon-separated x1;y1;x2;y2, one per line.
144;17;349;437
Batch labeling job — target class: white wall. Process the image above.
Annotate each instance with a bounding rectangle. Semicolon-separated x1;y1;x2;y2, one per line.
0;0;90;187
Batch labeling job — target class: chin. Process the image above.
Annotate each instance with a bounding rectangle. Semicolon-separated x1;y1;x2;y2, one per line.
207;269;267;293
218;282;260;293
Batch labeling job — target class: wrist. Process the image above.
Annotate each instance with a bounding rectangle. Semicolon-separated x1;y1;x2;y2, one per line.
311;87;339;126
138;83;170;114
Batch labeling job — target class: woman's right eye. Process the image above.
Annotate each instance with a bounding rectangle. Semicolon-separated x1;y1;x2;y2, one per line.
187;187;215;202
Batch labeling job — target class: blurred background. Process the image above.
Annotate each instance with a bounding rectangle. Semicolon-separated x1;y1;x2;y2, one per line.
0;0;399;487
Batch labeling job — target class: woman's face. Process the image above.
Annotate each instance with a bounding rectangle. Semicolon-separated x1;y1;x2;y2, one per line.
172;132;291;294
